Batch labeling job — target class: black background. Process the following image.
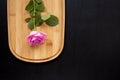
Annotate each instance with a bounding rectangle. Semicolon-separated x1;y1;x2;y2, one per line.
0;0;120;80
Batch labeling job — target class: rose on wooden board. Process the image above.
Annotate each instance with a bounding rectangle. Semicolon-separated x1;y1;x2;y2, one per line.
25;0;59;46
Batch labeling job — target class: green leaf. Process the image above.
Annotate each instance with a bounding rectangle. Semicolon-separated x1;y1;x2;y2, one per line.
36;3;45;12
36;0;42;3
46;15;59;26
41;13;51;21
35;13;44;26
30;11;39;17
36;18;44;26
28;18;35;30
25;0;34;12
25;18;31;23
30;10;34;17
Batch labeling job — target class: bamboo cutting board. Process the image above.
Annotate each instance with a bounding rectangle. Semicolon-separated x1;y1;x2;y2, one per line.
7;0;65;63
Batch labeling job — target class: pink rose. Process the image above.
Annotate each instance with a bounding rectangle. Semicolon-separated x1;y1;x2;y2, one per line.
27;31;47;45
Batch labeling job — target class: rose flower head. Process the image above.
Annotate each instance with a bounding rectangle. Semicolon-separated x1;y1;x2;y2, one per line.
27;31;47;45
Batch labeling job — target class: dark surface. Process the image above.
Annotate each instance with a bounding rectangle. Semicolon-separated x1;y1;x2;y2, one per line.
0;0;120;80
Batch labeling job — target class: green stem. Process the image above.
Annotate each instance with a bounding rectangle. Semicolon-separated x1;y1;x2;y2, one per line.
33;0;36;30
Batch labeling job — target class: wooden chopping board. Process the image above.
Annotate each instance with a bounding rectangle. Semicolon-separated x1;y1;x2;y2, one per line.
7;0;65;63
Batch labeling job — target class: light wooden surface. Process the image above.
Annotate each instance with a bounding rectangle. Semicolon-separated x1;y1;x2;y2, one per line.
7;0;65;63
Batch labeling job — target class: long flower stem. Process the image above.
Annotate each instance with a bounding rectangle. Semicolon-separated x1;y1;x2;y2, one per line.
33;0;36;30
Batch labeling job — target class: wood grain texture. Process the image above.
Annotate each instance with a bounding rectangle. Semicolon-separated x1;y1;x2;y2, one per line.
7;0;65;63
